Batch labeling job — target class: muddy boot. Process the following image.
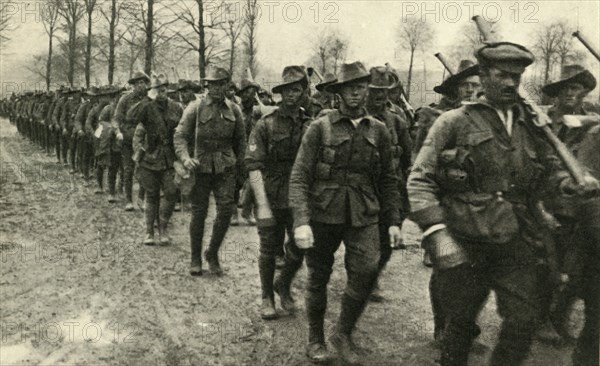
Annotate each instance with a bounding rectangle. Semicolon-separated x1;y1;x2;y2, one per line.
260;297;278;320
330;294;369;365
143;233;155;246
107;194;118;203
144;196;158;246
124;202;134;211
158;221;171;246
275;255;286;269
274;259;302;314
230;209;240;226
205;250;223;276
305;342;331;364
189;264;203;276
369;281;384;302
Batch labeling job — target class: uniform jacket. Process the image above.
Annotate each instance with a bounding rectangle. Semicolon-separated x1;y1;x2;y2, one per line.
408;97;570;244
289;108;402;228
131;97;183;171
173;95;246;174
245;106;312;209
413;96;459;154
113;91;146;144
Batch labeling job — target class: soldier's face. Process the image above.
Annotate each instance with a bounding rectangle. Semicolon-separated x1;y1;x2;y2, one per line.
339;81;368;109
457;76;481;102
481;67;521;106
280;83;304;108
133;80;149;95
207;80;227;101
388;87;401;103
367;88;388;108
241;87;257;103
557;82;587;109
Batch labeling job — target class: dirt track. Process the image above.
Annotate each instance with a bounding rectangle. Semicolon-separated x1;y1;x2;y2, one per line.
0;117;575;365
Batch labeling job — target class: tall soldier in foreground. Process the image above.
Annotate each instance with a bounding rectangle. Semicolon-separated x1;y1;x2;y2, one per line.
174;67;246;276
289;61;402;364
407;42;599;366
245;66;312;320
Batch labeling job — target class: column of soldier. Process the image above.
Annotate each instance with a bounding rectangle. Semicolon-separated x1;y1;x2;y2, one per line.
1;37;599;366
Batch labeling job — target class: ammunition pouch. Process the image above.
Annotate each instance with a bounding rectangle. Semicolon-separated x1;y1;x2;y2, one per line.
442;192;520;244
435;147;471;192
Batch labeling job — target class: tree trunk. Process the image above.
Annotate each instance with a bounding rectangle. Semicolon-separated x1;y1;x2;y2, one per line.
144;0;154;76
543;55;551;84
198;1;206;79
46;34;53;91
229;39;235;74
107;0;116;85
85;11;92;88
68;26;76;87
406;48;415;101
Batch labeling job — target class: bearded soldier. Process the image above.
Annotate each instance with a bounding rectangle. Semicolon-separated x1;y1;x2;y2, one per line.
114;71;151;211
174;67;246;276
289;61;403;364
245;66;312;320
407;42;598;366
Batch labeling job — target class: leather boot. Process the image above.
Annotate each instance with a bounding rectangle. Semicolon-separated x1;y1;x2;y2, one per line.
305;342;331;364
274;258;302;314
260;297;278;320
205;250;223;276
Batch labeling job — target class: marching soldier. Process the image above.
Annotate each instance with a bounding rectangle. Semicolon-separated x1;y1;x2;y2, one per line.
313;72;337;110
414;59;482;342
245;65;312;319
407;42;598;366
540;64;599;357
365;66;413;302
61;88;83;173
131;74;183;245
289;61;403;364
51;88;68;164
114;71;151;211
413;60;480;154
74;87;97;180
174;67;246;276
92;86;123;200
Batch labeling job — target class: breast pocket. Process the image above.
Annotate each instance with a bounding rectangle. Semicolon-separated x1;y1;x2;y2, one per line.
463;130;496;177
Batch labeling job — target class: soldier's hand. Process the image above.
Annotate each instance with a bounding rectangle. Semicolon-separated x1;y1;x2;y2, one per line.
182;157;198;171
388;226;402;247
294;225;314;249
116;131;123;141
560;175;600;196
77;129;84;137
422;227;468;270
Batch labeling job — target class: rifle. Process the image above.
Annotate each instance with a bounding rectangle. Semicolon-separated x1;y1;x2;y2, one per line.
434;52;455;75
572;31;600;62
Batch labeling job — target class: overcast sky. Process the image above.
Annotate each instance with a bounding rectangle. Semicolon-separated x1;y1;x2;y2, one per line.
1;0;599;98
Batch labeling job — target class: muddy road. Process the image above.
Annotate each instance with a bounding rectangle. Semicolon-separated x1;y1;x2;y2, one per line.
0;117;574;365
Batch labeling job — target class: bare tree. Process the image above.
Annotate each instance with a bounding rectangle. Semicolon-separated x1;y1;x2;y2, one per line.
170;0;226;79
534;22;565;84
328;33;348;74
99;0;122;85
445;24;483;66
119;26;145;79
243;0;259;77
83;0;98;88
554;21;580;70
0;2;18;49
123;0;178;76
41;1;60;90
312;34;329;74
56;0;85;87
220;2;246;75
397;18;434;101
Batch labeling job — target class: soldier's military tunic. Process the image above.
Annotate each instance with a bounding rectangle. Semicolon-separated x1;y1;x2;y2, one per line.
174;95;246;268
407;97;570;366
